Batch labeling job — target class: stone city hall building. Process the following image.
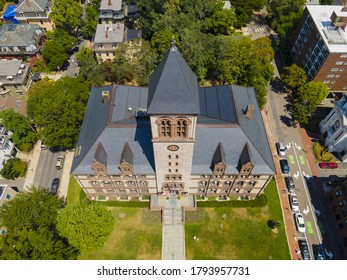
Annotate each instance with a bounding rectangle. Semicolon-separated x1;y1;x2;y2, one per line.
71;42;275;206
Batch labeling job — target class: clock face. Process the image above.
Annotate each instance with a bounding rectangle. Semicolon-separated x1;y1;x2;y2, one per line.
167;145;179;152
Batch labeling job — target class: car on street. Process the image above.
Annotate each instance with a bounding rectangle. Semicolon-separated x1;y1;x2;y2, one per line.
295;212;306;233
276;141;286;157
56;156;65;170
51;178;60;194
289;193;299;212
285;176;295;193
312;244;325;260
318;162;338;169
298;239;311;260
280;159;290;174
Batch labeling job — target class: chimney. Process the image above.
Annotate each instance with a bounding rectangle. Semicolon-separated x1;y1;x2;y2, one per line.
105;29;108;38
343;1;347;12
102;91;110;103
108;0;112;6
244;104;255;120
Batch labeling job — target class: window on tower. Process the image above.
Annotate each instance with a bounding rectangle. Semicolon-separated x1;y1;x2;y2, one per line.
160;119;171;137
176;119;188;138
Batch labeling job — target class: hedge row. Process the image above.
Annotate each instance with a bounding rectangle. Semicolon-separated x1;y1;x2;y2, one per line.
94;200;150;207
197;194;268;208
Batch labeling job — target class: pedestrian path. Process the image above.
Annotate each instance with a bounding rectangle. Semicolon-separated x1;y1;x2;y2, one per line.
58;151;74;199
161;194;186;260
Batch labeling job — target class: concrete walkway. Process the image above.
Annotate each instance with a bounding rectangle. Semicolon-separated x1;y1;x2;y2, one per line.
23;140;42;191
161;194;186;260
58;150;74;199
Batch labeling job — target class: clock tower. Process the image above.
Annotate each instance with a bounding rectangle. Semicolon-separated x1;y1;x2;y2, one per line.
147;38;199;195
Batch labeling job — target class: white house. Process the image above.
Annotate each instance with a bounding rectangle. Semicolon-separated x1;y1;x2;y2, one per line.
0;125;17;170
320;94;347;161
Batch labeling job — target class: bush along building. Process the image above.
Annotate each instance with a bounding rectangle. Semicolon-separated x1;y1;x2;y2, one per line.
71;40;275;209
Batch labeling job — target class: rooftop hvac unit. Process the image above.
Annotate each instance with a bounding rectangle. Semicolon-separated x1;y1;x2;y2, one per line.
6;76;13;81
20;64;25;69
17;70;23;75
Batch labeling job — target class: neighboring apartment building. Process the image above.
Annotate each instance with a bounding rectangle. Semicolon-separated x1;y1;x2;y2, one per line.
0;24;45;59
14;0;53;31
290;5;347;92
326;178;347;258
92;23;125;63
0;60;32;98
0;125;16;170
71;43;275;205
99;0;125;24
320;94;347;161
0;185;19;207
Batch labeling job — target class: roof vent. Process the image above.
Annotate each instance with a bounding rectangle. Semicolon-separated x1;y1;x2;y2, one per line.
17;70;23;75
6;76;13;81
128;107;133;112
244;104;255;120
135;108;147;117
102;90;110;103
20;64;25;69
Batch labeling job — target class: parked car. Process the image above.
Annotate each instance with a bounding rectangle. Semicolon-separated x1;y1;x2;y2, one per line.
280;159;290;174
318;162;338;169
298;239;311;260
312;244;325;260
56;156;65;170
295;212;306;233
276;141;286;157
285;176;295;193
289;193;299;212
51;178;60;194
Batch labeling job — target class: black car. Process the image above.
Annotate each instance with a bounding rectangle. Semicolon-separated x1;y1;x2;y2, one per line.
285;176;295;192
298;239;311;260
51;178;60;194
312;244;325;260
280;159;290;174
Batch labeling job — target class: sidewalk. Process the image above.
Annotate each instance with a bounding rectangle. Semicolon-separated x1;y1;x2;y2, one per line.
23;140;42;191
58;150;74;199
261;109;301;260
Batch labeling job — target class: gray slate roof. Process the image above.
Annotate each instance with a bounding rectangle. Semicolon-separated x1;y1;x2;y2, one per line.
93;23;124;44
0;24;40;47
0;59;22;76
15;0;49;13
147;45;200;115
100;0;122;11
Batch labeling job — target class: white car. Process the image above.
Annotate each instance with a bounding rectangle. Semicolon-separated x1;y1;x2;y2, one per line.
289;194;299;212
295;213;306;233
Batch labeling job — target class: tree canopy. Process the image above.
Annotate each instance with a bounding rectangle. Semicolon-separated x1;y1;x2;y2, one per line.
27;77;90;149
281;64;307;92
0;158;27;179
0;187;78;259
0;109;37;151
57;200;114;251
50;0;82;31
293;81;329;124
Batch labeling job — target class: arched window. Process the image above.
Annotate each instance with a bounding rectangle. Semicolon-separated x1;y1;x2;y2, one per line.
176;119;188;138
160;119;171;138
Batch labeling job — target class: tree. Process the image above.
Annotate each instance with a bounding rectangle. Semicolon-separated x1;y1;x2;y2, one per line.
281;64;307;92
293;81;329;124
229;0;267;28
27;77;90;148
80;4;99;39
0;187;78;259
320;0;333;4
0;109;37;151
57;200;114;251
0;158;27;179
50;0;82;31
76;47;105;86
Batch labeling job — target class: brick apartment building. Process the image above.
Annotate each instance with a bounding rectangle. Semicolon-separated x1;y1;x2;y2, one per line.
291;5;347;92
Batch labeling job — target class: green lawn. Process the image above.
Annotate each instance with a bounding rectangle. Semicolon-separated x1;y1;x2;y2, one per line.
66;176;86;204
185;179;290;260
66;177;289;260
78;208;162;260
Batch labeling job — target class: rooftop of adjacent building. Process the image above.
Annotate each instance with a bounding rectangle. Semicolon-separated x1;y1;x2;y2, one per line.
0;59;30;85
0;24;43;47
0;96;27;116
99;0;122;11
307;5;347;53
14;0;50;13
93;23;125;44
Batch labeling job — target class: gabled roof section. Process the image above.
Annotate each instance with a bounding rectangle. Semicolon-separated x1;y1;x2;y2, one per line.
15;0;49;13
212;143;226;165
94;142;107;166
147;42;200;115
120;142;133;164
239;143;252;166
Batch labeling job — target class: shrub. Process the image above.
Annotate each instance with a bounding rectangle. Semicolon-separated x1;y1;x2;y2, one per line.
313;142;334;161
0;158;27;179
18;143;33;152
197;194;268;208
